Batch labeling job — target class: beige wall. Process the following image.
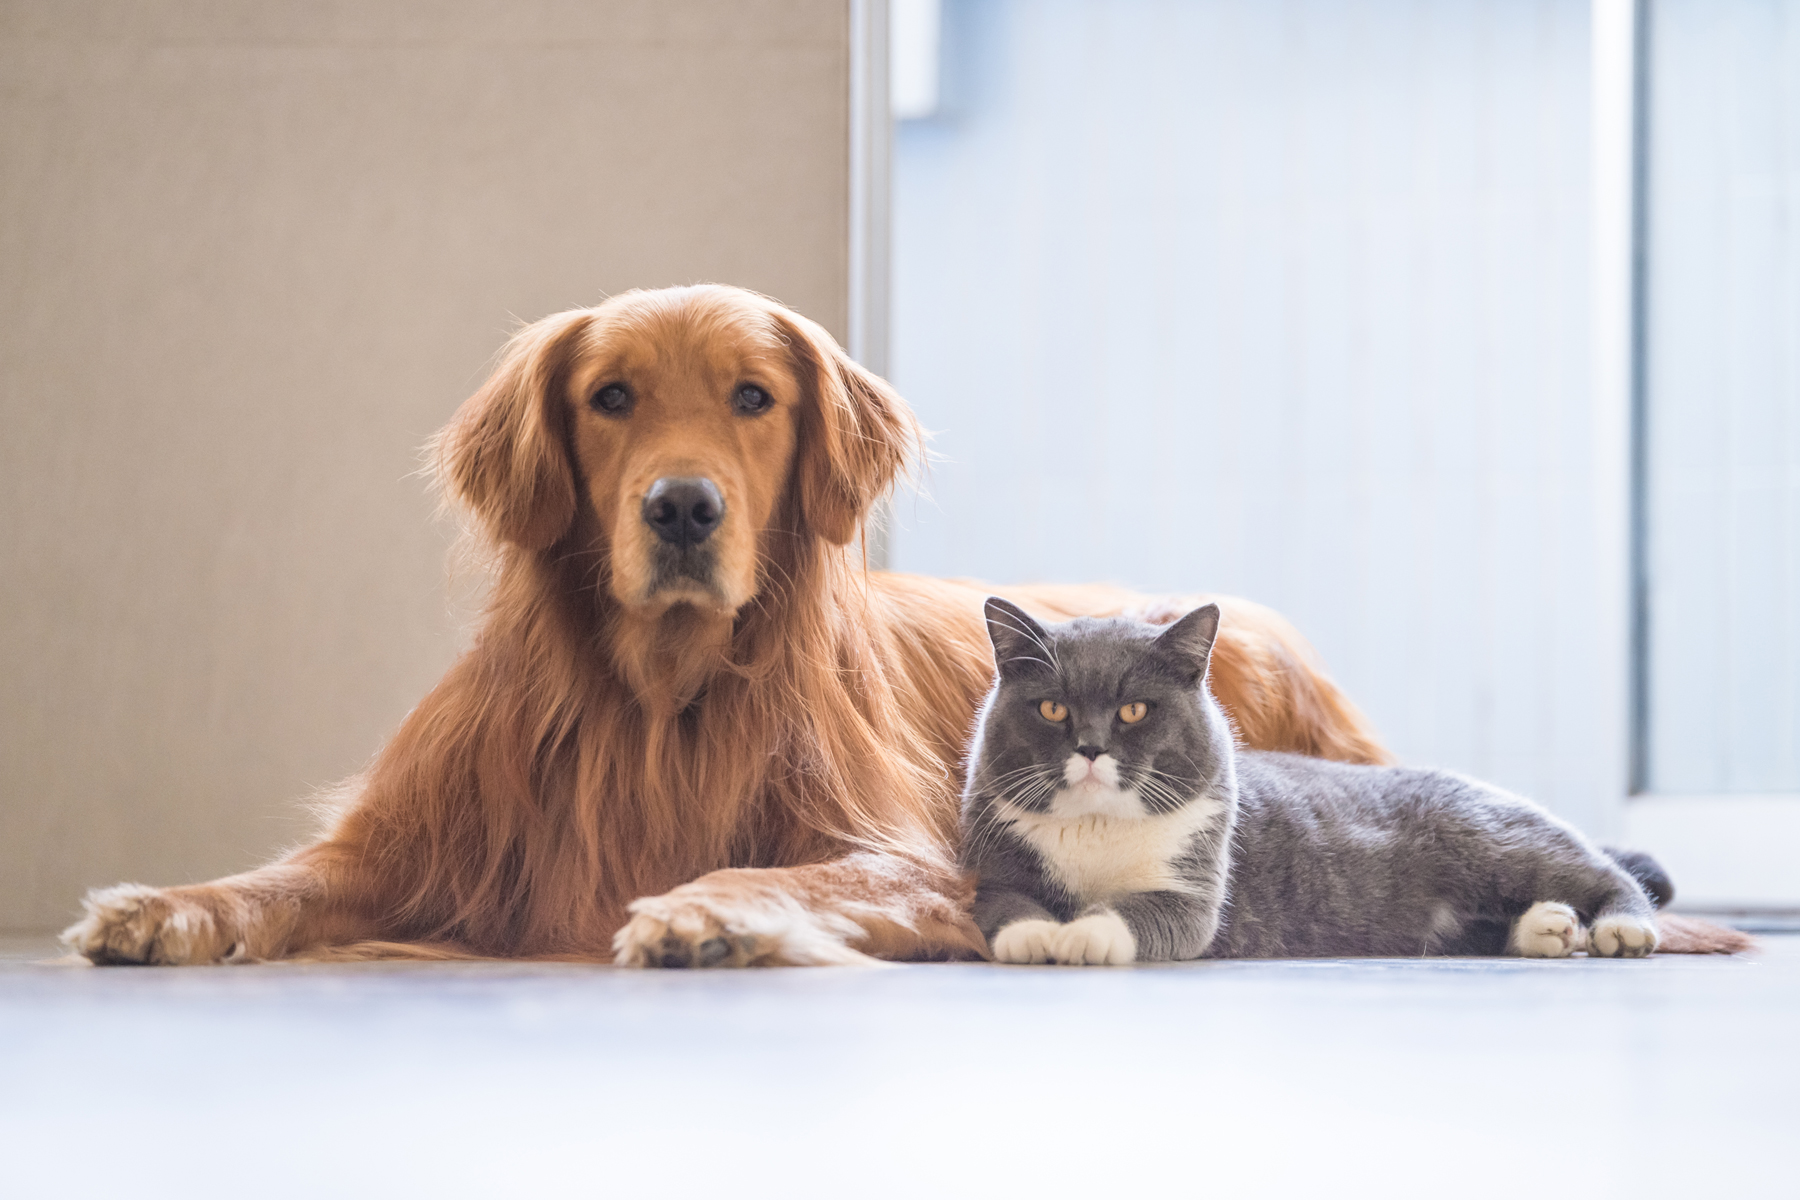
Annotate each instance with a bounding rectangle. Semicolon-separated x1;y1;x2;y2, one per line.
0;0;855;931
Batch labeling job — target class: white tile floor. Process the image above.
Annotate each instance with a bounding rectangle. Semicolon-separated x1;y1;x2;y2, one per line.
2;934;1793;1199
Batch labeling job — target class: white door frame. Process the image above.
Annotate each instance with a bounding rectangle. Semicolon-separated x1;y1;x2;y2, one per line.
849;0;894;569
1597;0;1800;909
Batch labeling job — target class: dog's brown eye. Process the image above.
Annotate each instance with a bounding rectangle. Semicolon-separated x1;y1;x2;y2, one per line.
1119;702;1148;724
591;383;632;415
733;384;772;415
1038;700;1068;723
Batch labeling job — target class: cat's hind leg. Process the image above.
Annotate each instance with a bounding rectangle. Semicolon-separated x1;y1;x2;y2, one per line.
1507;901;1659;959
1454;785;1661;959
1508;900;1582;958
1567;853;1660;957
1588;911;1659;958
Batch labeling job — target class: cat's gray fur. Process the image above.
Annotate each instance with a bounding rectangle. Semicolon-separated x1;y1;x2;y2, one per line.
959;598;1663;962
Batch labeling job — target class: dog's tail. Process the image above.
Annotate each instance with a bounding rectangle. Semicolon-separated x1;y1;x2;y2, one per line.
1601;846;1758;954
1653;913;1757;955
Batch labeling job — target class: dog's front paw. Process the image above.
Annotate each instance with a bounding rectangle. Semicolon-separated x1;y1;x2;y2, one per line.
1049;911;1136;966
613;902;760;969
1509;900;1581;959
61;884;236;966
1589;913;1658;958
612;877;874;968
991;919;1062;964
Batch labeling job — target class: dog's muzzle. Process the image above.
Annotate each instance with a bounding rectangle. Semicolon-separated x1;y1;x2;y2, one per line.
642;477;725;547
641;476;725;592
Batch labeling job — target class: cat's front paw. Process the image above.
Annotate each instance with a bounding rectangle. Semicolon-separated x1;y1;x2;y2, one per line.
991;919;1062;964
1509;900;1581;958
1050;911;1136;966
1588;913;1658;958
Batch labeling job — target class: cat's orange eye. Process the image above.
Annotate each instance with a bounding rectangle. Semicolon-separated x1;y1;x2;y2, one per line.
1119;702;1148;724
1038;700;1068;722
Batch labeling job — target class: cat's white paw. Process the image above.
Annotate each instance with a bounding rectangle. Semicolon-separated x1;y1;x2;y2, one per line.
991;919;1062;964
1050;911;1136;966
1509;900;1581;958
1589;913;1658;958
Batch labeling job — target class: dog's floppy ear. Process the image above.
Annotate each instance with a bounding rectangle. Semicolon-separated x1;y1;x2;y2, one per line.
773;308;922;546
434;310;591;550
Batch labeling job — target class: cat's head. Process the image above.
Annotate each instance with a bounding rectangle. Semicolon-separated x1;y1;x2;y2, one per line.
972;598;1236;820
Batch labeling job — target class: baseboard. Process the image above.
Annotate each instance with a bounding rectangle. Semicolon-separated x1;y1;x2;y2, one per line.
1625;794;1800;908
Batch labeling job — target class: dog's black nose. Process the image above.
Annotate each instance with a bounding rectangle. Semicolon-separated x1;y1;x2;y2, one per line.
642;477;725;546
1076;745;1103;761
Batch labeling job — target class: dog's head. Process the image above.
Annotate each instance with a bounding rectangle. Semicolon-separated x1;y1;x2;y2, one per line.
437;285;918;616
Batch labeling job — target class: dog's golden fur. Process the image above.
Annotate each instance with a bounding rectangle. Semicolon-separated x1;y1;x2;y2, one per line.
62;285;1738;966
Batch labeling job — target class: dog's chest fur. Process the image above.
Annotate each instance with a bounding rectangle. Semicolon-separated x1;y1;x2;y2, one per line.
1000;798;1222;904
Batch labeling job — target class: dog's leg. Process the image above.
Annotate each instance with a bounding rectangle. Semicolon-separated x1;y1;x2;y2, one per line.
613;852;985;967
61;844;382;965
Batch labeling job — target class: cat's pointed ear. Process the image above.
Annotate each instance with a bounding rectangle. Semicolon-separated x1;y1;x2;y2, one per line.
1154;603;1222;684
984;597;1054;675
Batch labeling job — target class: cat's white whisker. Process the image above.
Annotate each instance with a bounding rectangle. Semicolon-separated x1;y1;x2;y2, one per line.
1132;773;1199;815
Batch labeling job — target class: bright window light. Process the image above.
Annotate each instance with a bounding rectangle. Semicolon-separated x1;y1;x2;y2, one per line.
891;0;941;120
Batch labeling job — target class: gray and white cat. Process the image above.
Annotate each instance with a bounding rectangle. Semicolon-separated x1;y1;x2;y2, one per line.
960;599;1664;964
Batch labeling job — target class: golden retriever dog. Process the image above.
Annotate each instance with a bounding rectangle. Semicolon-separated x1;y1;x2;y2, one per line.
63;285;1742;965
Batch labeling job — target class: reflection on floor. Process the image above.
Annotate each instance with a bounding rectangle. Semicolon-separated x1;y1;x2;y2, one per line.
3;933;1793;1198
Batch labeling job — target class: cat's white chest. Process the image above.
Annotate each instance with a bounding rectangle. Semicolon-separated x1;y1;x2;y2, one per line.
1001;797;1223;905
